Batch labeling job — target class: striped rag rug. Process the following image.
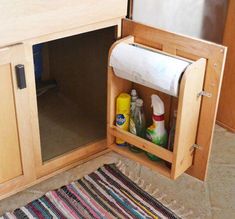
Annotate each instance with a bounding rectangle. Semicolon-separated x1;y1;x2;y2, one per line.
1;164;181;219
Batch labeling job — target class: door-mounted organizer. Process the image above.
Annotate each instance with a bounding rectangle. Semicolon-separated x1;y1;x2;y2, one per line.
107;36;206;179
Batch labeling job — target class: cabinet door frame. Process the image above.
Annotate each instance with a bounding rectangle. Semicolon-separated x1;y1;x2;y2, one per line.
24;19;122;178
0;44;35;200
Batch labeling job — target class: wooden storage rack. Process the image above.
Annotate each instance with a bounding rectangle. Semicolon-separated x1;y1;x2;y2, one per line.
107;36;207;179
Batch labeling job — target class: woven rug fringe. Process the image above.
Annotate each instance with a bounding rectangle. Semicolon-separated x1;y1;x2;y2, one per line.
116;160;194;219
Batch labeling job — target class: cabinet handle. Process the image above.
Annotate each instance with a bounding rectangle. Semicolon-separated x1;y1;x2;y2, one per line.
15;64;27;89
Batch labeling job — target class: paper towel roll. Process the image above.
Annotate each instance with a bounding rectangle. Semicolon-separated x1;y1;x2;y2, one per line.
110;43;190;97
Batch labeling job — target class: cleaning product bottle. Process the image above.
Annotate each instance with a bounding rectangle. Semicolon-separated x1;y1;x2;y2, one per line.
168;110;177;152
146;95;168;161
129;89;141;152
129;98;146;152
116;93;131;146
166;110;177;168
130;89;138;115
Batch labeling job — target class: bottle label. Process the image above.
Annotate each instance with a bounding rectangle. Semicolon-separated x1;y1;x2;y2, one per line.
153;114;164;121
146;131;153;141
116;114;126;126
147;124;156;131
146;127;168;147
130;102;136;114
129;118;136;135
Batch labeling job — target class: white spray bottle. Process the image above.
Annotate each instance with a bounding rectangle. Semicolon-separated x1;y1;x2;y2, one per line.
146;95;168;161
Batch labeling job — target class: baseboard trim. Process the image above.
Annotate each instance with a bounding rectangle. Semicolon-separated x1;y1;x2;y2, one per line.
216;120;235;133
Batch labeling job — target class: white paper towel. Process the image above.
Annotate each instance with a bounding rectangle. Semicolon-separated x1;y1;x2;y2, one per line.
110;43;190;97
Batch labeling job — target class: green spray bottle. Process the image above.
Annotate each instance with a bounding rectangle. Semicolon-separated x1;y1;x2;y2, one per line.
146;95;168;161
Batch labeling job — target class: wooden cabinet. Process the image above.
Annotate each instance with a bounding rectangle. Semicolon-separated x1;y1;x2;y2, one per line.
0;45;35;199
0;0;127;200
0;17;226;200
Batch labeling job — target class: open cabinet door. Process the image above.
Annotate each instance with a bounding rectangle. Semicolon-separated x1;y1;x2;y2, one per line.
110;19;226;181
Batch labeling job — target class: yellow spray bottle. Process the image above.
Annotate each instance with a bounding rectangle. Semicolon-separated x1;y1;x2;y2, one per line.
116;93;131;146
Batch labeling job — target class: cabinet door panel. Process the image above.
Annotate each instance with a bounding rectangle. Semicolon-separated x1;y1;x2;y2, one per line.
121;19;226;180
0;64;22;183
0;45;35;200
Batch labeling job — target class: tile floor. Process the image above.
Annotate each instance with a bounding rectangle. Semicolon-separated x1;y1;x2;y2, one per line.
0;125;234;218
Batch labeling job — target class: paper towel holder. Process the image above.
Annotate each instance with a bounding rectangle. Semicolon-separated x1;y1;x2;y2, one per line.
107;36;207;180
110;37;195;97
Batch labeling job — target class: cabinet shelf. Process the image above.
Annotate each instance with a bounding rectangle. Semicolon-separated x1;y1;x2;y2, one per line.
110;144;171;178
109;125;173;163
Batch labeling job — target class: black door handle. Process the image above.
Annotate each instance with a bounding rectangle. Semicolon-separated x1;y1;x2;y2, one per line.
15;64;27;89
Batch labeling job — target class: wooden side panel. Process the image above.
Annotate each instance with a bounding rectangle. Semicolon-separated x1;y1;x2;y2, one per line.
217;0;235;132
172;58;206;179
122;19;227;180
107;37;134;146
0;64;22;183
107;67;132;146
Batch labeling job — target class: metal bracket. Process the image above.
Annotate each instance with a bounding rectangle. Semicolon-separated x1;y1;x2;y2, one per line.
197;91;212;98
192;144;202;150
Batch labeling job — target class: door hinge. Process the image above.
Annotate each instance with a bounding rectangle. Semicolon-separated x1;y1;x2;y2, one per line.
192;144;202;150
197;91;212;98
